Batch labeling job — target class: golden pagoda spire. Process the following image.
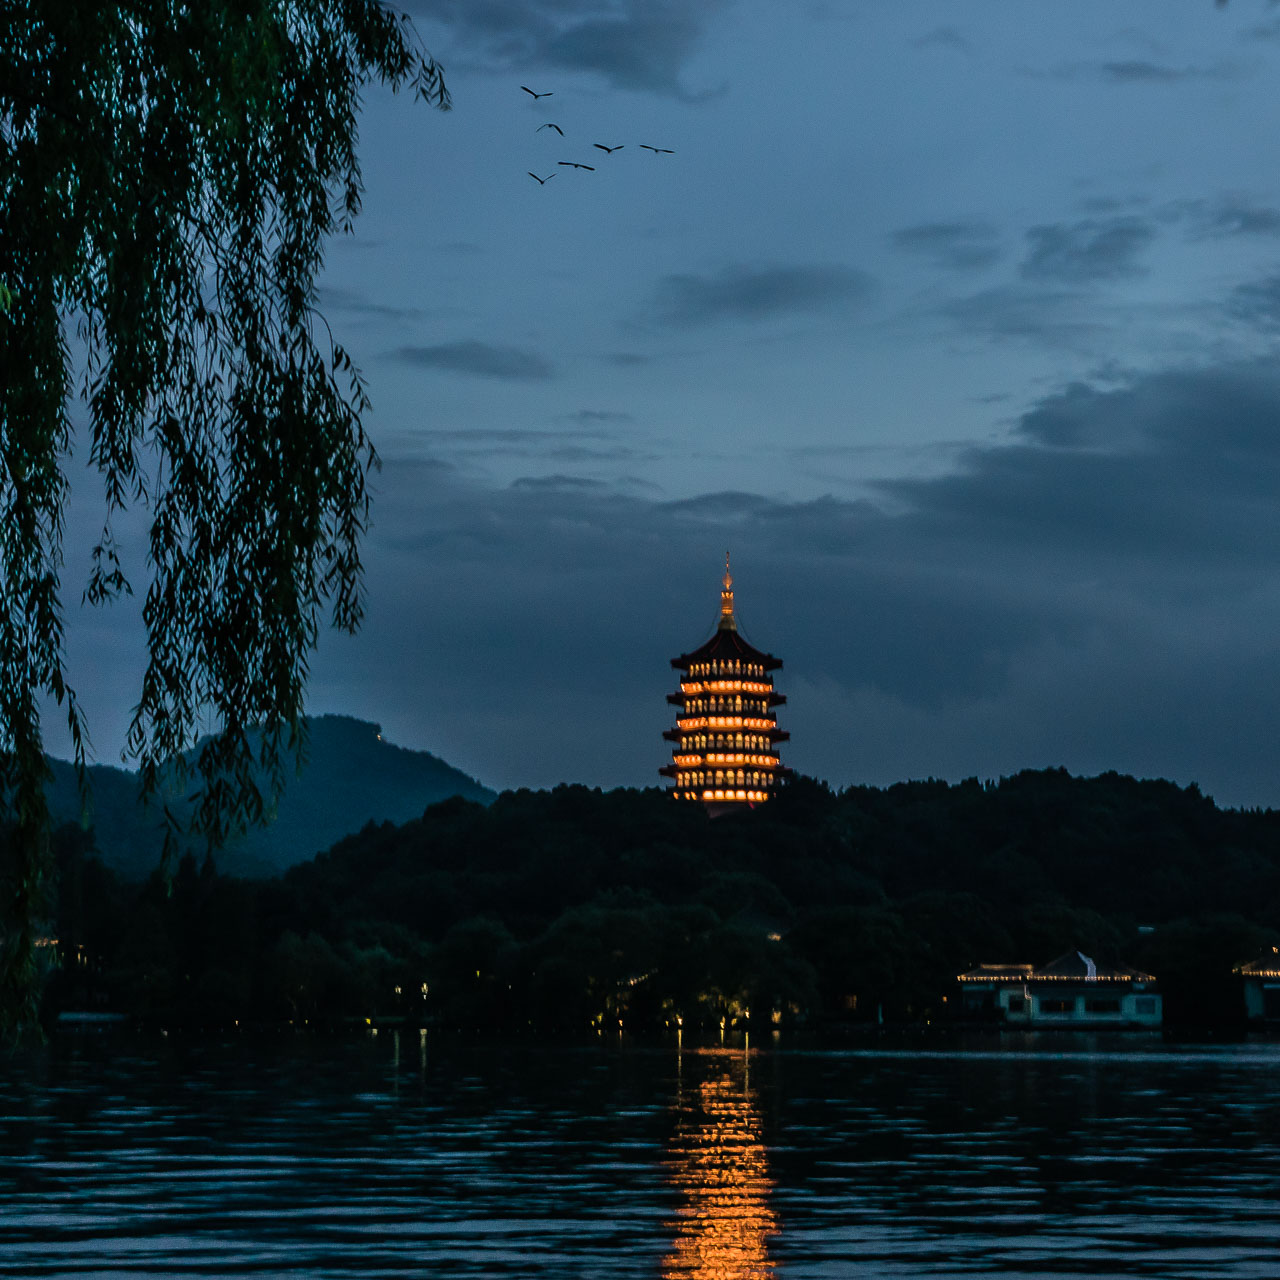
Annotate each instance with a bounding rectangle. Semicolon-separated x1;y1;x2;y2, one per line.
719;550;737;631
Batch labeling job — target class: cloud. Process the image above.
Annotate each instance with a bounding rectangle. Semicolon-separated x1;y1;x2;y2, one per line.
317;287;428;322
1098;59;1203;83
1228;274;1280;329
909;27;969;53
54;359;1280;804
1240;18;1280;41
1020;217;1156;283
317;358;1280;802
964;363;1280;539
940;284;1102;346
651;263;874;326
508;474;609;491
394;340;554;380
563;409;636;426
1028;59;1244;84
404;424;650;466
891;221;1002;270
1186;197;1280;239
411;0;726;98
545;8;724;99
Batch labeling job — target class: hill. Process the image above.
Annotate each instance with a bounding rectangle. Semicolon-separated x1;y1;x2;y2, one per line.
46;715;494;879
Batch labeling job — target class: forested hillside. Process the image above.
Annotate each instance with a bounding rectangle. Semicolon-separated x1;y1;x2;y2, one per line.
38;770;1280;1032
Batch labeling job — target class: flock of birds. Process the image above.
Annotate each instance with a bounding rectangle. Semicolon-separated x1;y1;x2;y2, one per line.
520;85;674;184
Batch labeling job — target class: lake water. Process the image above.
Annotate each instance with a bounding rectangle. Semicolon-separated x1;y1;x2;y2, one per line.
3;1031;1280;1278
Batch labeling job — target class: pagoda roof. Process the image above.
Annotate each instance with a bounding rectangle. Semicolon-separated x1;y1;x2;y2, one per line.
671;553;783;671
671;625;781;671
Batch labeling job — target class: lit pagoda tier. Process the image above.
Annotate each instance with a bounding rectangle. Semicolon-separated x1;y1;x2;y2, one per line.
661;555;790;807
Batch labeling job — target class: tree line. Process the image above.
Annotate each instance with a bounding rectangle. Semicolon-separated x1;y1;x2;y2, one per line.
29;769;1280;1034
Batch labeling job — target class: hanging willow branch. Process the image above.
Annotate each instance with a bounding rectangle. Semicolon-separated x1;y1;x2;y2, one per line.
0;0;448;1033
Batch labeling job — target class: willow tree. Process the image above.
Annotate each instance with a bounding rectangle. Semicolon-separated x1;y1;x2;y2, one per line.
0;2;448;1030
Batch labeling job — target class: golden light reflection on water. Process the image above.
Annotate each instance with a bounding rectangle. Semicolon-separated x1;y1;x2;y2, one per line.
664;1051;777;1279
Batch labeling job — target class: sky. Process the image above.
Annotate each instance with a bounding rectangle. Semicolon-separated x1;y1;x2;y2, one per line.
49;1;1280;807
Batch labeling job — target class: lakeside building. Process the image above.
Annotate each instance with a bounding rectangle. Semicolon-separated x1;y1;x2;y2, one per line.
958;950;1162;1027
1237;949;1280;1026
661;556;790;808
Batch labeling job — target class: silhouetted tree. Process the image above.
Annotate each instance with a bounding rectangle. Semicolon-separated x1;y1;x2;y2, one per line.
0;2;448;1032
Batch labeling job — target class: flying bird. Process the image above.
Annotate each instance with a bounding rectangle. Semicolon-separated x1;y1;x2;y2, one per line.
639;144;675;154
521;86;553;99
527;172;556;184
593;143;624;154
558;161;595;170
537;123;564;135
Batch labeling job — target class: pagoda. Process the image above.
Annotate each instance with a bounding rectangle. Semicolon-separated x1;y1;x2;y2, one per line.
660;555;790;806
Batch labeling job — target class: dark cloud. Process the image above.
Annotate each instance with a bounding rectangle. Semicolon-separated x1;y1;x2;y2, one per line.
545;8;724;99
412;0;725;98
891;221;1002;270
419;427;604;444
394;340;554;380
940;284;1102;346
1240;18;1280;41
317;287;428;322
909;27;969;53
1028;59;1243;84
652;263;874;326
1020;217;1156;283
564;409;636;426
316;359;1280;802
508;474;608;491
1188;197;1280;239
1099;59;1200;82
56;360;1280;804
407;424;649;466
1228;273;1280;328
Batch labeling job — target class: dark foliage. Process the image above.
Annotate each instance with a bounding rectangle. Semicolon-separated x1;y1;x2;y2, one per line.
35;769;1280;1033
0;2;447;1033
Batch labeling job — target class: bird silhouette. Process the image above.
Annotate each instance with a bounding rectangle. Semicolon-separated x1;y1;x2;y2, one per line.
521;86;553;99
537;123;564;135
593;143;623;154
639;144;675;154
558;161;595;170
527;172;556;184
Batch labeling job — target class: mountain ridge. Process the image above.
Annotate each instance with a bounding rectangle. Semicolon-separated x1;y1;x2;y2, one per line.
46;714;494;879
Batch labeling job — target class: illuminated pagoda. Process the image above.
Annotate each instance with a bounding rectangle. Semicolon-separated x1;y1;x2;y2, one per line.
661;555;789;807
